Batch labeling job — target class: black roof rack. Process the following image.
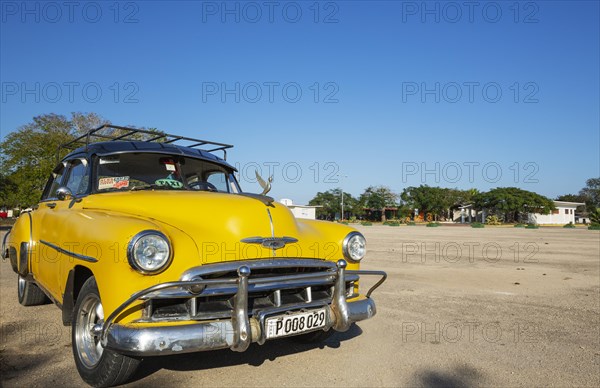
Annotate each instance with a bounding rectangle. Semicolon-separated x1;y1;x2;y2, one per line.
60;124;233;160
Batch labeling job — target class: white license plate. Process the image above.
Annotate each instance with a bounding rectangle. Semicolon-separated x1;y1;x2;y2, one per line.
265;308;327;339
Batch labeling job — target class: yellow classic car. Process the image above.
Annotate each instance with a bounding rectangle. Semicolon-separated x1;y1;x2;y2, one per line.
2;125;386;387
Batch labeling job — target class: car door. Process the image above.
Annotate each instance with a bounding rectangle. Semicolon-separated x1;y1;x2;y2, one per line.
34;158;90;300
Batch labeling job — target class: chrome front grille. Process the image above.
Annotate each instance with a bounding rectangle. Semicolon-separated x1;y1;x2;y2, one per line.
137;259;358;323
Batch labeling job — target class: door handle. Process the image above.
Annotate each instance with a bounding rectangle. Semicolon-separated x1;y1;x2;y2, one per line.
46;203;56;209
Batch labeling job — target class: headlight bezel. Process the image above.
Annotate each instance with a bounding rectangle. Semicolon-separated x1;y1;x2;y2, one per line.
127;230;172;275
342;231;366;262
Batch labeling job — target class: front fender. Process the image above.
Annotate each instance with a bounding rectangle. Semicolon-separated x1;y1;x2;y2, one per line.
54;209;201;324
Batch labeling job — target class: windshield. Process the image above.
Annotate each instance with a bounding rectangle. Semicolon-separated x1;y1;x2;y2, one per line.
95;153;240;193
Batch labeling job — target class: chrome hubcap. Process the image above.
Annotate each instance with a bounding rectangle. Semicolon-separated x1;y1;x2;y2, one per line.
75;294;104;368
17;276;25;297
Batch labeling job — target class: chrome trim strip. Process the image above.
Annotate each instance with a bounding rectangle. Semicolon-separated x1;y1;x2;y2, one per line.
139;274;357;300
266;208;275;238
266;208;275;257
40;240;98;263
181;258;336;281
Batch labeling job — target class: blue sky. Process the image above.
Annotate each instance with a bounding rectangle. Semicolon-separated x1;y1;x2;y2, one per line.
1;0;599;204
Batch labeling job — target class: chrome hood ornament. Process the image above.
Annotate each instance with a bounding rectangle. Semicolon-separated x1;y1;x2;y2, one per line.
240;236;298;250
255;170;273;195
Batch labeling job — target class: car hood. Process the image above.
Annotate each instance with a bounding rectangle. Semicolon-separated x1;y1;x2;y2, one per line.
80;191;340;263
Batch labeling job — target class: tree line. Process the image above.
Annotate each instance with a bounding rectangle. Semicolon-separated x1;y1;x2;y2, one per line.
309;181;600;223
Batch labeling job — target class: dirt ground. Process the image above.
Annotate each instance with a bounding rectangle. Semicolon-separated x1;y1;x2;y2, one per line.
1;225;599;387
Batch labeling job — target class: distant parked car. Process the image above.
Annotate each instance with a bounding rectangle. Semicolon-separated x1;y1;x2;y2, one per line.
2;125;387;387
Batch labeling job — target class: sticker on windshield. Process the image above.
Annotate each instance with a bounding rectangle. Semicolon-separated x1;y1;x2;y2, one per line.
99;176;130;190
99;157;120;164
165;163;176;172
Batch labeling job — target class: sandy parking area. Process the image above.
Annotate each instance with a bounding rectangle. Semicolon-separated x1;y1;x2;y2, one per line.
1;225;599;387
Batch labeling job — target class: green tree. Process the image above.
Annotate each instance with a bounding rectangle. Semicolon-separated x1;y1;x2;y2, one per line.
359;186;398;221
0;113;108;207
309;188;357;220
590;208;600;224
473;187;555;223
400;185;458;220
579;178;600;211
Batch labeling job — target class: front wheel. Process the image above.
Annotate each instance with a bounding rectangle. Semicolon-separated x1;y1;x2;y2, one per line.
72;277;140;387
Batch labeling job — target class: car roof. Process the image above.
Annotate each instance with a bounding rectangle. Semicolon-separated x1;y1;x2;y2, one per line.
63;141;236;170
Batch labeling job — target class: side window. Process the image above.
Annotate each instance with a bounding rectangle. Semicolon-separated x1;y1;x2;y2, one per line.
42;164;66;200
206;171;229;192
65;160;90;195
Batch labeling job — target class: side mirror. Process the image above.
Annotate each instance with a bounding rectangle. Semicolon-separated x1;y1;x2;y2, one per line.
56;187;73;201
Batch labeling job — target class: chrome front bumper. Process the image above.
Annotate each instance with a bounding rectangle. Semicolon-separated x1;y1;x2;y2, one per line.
101;259;386;356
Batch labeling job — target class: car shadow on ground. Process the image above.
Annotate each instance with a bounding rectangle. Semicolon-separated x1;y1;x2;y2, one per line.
128;324;363;384
410;364;485;388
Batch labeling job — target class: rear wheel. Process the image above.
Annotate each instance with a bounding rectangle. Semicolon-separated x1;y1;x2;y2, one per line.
17;275;49;306
72;277;140;387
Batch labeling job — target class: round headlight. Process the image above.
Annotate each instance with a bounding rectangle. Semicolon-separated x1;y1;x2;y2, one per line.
127;231;172;274
343;232;366;262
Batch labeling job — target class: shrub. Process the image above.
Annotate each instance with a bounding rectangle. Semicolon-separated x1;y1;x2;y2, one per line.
387;221;400;227
563;222;576;228
426;222;441;227
471;222;485;228
485;215;502;225
590;209;600;224
349;216;357;223
406;221;416;226
514;223;526;228
526;223;539;229
361;221;372;226
588;224;600;230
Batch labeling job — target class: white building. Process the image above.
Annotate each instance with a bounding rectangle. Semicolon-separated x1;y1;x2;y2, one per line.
454;201;585;225
280;199;320;220
528;201;585;225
